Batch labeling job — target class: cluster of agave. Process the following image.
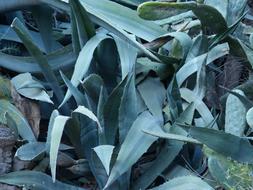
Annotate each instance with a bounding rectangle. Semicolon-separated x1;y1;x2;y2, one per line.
0;0;253;190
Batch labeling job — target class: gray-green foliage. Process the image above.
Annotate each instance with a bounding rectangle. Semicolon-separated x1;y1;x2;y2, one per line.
0;0;253;190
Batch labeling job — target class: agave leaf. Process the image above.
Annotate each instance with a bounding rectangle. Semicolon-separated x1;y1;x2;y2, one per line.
132;140;183;190
227;0;247;25
60;71;87;106
0;100;36;142
5;112;19;139
143;130;201;144
73;106;102;133
31;5;55;53
70;4;81;54
118;74;138;143
11;73;53;104
137;1;227;34
176;43;229;86
11;18;66;110
105;111;160;188
79;0;166;41
153;32;192;59
81;74;105;112
136;58;173;80
79;1;161;62
71;111;101;187
246;107;253;129
112;34;138;79
150;176;214;190
50;115;70;182
69;0;95;47
0;24;62;53
61;32;110;107
96;38;119;93
0;171;85;190
93;145;114;175
103;77;128;145
185;35;208;65
46;110;59;154
167;76;183;122
15;142;46;161
0;45;75;73
225;89;247;137
138;77;166;124
186;126;253;164
180;88;218;129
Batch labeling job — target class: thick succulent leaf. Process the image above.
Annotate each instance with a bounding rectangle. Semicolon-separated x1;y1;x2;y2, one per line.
60;71;87;106
187;126;253;164
246;107;253;128
50;115;70;182
0;171;85;190
70;4;81;54
185;35;208;67
137;77;166;124
150;176;214;190
118;74;138;142
113;34;138;79
225;89;246;136
167;76;183;122
11;18;66;109
81;74;105;112
0;100;36;142
0;24;62;53
180;88;218;129
73;106;102;133
143;130;201;144
61;32;110;107
103;77;128;145
132;140;183;190
153;32;192;59
176;43;229;86
137;1;227;34
46;110;60;154
96;38;119;93
79;0;166;41
69;0;95;47
105;111;160;188
227;0;247;25
0;45;75;73
11;73;53;104
93;145;114;175
71;111;101;187
15;142;46;161
31;5;55;53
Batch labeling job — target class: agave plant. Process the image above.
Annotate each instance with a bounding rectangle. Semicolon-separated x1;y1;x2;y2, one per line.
0;0;252;190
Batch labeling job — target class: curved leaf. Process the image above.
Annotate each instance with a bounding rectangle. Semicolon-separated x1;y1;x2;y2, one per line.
0;171;85;190
0;100;36;142
150;176;214;190
11;73;53;104
105;111;160;188
0;45;75;73
15;142;46;161
93;145;114;175
50;115;70;182
61;32;110;107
